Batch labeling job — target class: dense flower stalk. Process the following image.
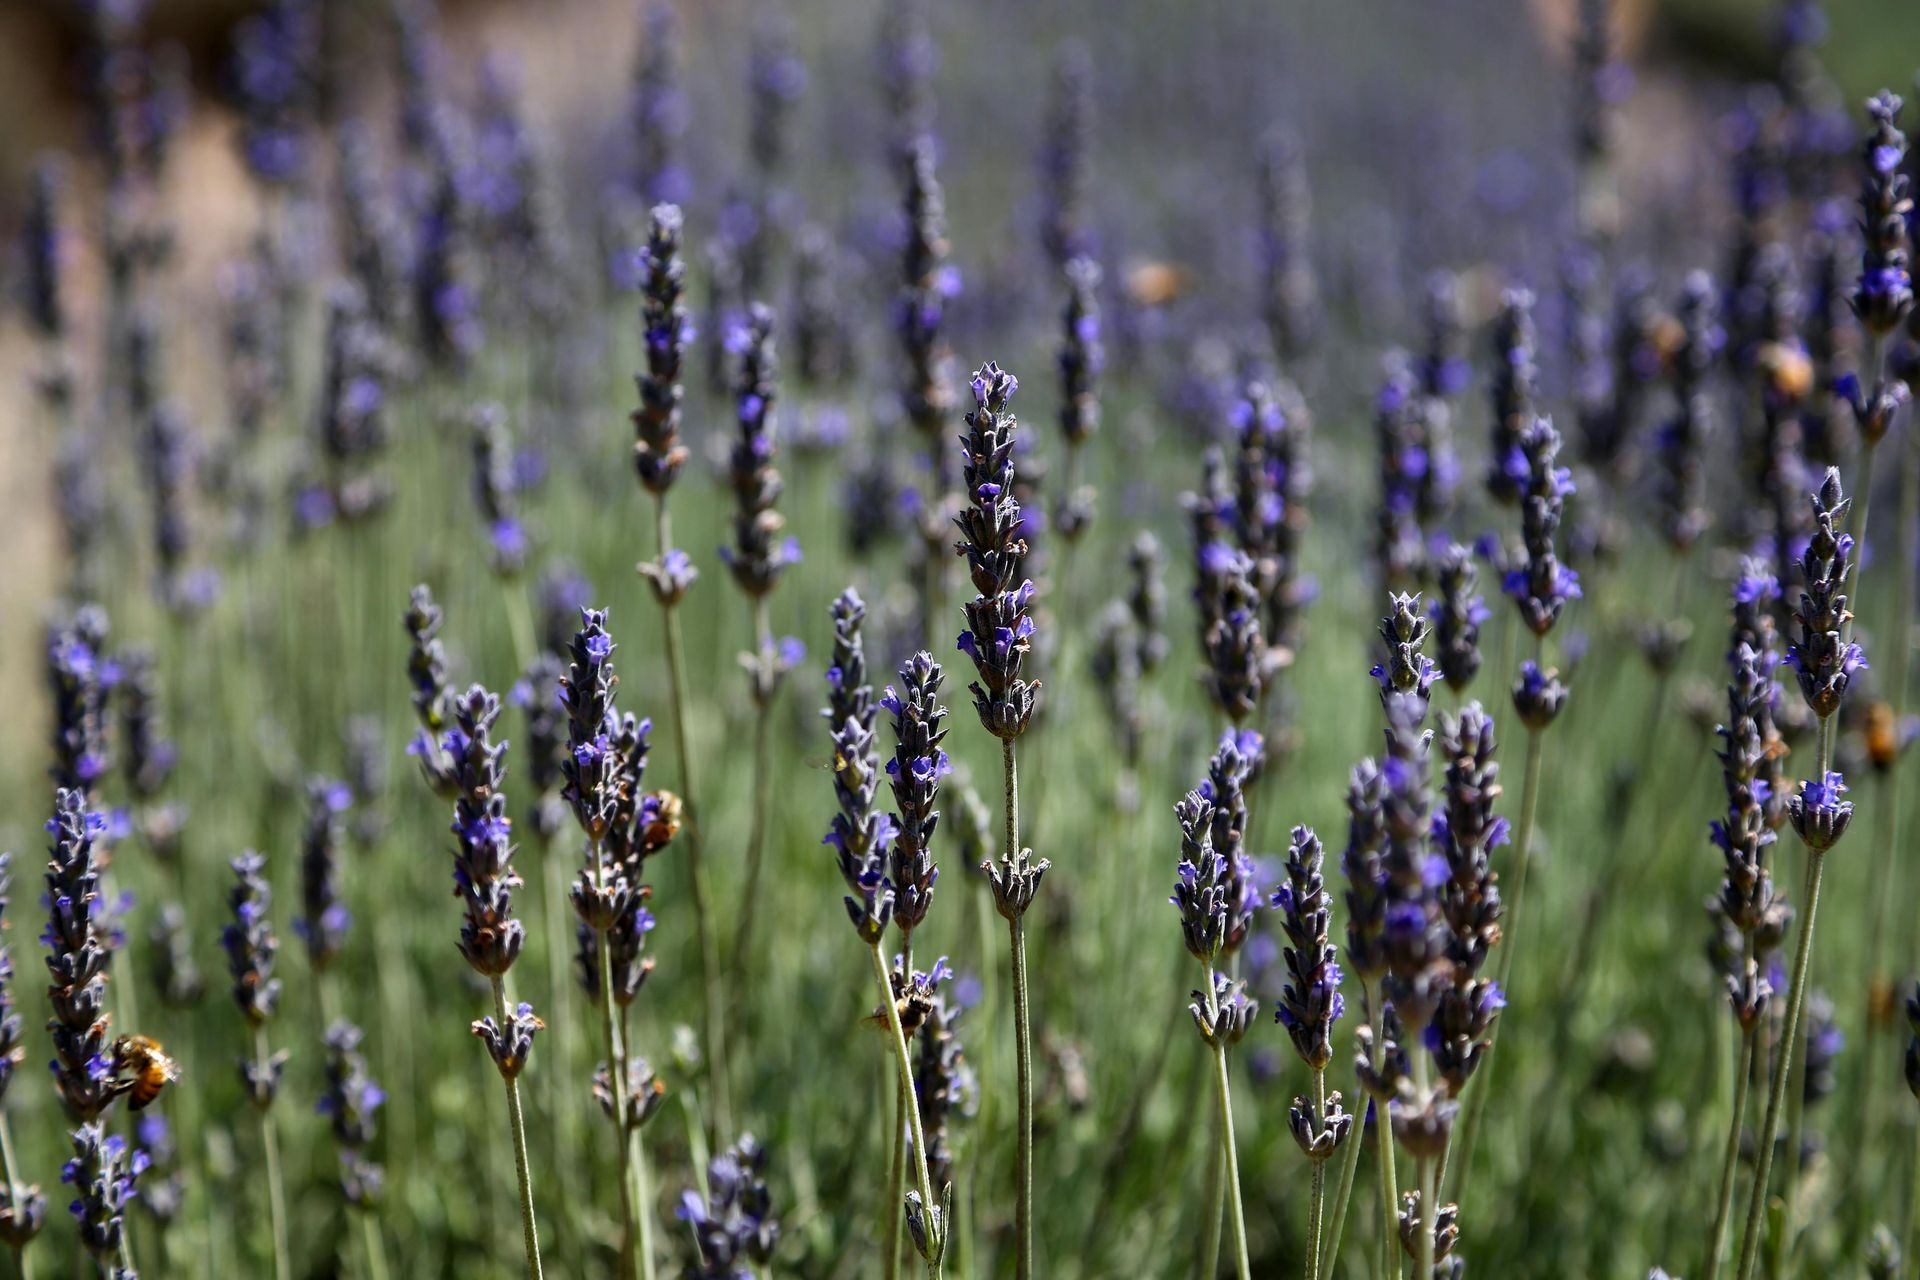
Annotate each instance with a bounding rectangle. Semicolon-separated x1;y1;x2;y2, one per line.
1054;256;1103;543
1432;545;1488;694
311;283;390;525
720;304;800;599
317;1020;386;1210
1852;91;1913;338
1375;352;1426;585
823;590;895;944
632;204;691;498
222;849;289;1279
1485;289;1539;507
1504;417;1582;639
629;1;687;205
956;364;1042;745
1417;270;1465;528
885;653;948;938
295;778;352;974
1656;272;1720;553
0;852;38;1259
470;403;527;578
1198;547;1265;725
46;608;114;800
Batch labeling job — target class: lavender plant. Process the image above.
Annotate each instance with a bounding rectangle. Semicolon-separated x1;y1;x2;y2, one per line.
0;852;42;1278
954;362;1045;1278
440;685;545;1276
1734;470;1861;1280
628;201;728;1138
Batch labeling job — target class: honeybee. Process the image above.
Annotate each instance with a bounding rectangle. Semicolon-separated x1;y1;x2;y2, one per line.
113;1035;180;1111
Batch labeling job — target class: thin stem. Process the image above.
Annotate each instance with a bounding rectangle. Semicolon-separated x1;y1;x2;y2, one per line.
491;977;546;1279
592;838;650;1280
1203;960;1251;1280
1447;720;1544;1205
652;497;729;1141
885;1063;907;1280
256;1029;292;1280
1733;839;1829;1279
1374;998;1399;1280
1319;978;1376;1279
731;595;777;973
1004;739;1035;1280
359;1211;390;1280
869;943;944;1280
0;1112;34;1280
1198;1131;1223;1280
1307;1068;1327;1280
1705;1025;1757;1280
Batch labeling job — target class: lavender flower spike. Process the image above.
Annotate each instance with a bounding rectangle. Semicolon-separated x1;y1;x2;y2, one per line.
444;687;528;985
954;362;1042;743
678;1134;779;1278
1486;288;1540;507
1274;826;1347;1073
632;203;691;496
823;589;895;944
720;303;800;599
1852;91;1913;337
1784;468;1863;720
886;652;949;937
1504;416;1582;638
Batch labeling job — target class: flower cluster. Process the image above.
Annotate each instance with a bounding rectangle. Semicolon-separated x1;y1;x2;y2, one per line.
469;403;527;576
312;283;390;526
1852;91;1913;336
954;362;1042;741
45;792;125;1121
885;652;948;937
295;777;352;973
221;850;287;1108
824;590;895;944
1374;351;1427;585
913;988;974;1196
1783;468;1862;720
628;1;687;205
678;1134;780;1278
720;303;800;598
444;686;527;982
46;607;114;799
1486;288;1540;507
316;1020;385;1208
632;203;691;496
1504;417;1581;638
1656;271;1720;552
898;136;959;451
1054;256;1103;541
1273;826;1345;1072
1201;733;1262;956
63;1122;144;1269
1198;546;1265;724
1430;705;1506;1092
1432;544;1488;693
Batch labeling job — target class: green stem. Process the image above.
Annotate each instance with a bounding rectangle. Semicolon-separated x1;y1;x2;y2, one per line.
1004;738;1035;1280
1203;961;1251;1280
1447;719;1544;1206
1705;1024;1757;1280
1319;979;1375;1279
652;497;729;1141
1375;997;1399;1280
0;1112;35;1280
257;1029;292;1280
1198;1128;1223;1280
491;977;546;1279
869;943;944;1280
592;839;650;1280
731;595;777;974
1307;1068;1326;1280
1733;793;1830;1279
359;1211;389;1280
885;1062;907;1280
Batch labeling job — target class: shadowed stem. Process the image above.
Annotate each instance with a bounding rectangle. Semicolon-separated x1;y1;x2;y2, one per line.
1446;715;1545;1205
1306;1067;1326;1280
653;497;730;1141
257;1028;292;1280
1734;721;1833;1280
1375;998;1400;1280
1202;960;1251;1280
869;942;944;1280
491;976;546;1279
1318;977;1376;1278
359;1210;390;1280
0;1112;34;1280
1003;738;1036;1280
591;838;650;1280
1705;1017;1757;1280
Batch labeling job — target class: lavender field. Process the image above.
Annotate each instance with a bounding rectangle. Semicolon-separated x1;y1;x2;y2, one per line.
2;0;1918;1277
